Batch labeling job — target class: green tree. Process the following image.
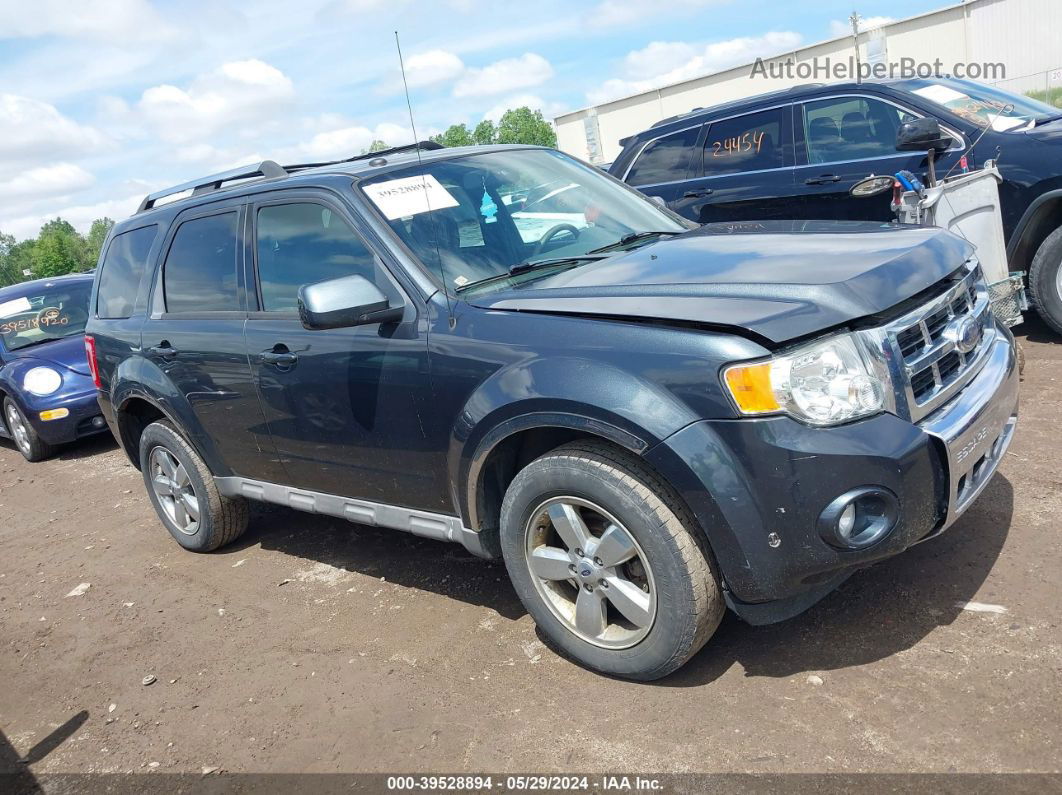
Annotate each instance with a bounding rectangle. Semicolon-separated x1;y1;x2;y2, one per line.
366;139;390;153
0;232;18;287
472;119;497;146
86;217;115;266
30;218;91;278
495;107;556;147
430;123;475;147
6;240;37;285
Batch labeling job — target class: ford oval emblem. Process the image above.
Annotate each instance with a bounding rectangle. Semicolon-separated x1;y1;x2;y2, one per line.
949;316;981;354
580;568;592;577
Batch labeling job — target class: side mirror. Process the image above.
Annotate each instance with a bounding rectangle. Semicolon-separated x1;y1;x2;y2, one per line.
850;175;895;198
297;274;403;330
896;117;951;154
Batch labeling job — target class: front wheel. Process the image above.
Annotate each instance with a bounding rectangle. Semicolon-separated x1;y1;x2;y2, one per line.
1027;224;1062;336
499;441;724;680
3;397;55;462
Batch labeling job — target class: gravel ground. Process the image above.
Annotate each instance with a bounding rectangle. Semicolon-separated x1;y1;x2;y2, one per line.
0;325;1059;780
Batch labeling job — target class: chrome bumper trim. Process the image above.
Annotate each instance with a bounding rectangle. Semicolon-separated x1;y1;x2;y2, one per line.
919;329;1019;533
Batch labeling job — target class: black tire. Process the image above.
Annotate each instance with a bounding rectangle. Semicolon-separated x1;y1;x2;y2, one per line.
138;420;248;552
3;397;55;462
499;441;724;680
1027;224;1062;336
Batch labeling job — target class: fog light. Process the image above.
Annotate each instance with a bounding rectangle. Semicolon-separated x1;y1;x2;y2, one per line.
818;487;899;549
39;408;69;421
91;416;106;428
837;503;857;540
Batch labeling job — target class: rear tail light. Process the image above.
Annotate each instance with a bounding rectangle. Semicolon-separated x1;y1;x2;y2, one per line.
84;334;101;389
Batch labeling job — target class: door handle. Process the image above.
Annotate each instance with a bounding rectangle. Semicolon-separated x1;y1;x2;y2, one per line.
804;174;842;185
259;346;298;368
148;342;178;358
683;188;714;198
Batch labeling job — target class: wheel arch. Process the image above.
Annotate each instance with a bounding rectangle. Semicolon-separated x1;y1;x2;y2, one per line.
1007;189;1062;273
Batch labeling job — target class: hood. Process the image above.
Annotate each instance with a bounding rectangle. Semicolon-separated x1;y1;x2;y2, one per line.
1025;116;1062;143
468;220;973;344
7;334;91;376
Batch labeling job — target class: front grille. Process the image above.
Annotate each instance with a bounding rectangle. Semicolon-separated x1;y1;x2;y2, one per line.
881;261;994;422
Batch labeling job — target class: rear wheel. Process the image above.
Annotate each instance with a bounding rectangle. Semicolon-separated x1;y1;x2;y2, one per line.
499;441;724;680
1027;224;1062;336
138;420;248;552
3;397;55;462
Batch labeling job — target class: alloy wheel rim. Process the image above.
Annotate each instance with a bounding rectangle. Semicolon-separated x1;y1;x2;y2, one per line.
149;446;200;535
524;496;656;649
5;404;30;454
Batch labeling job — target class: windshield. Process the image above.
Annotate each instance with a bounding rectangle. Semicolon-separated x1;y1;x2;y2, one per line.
901;78;1060;131
360;148;688;295
0;281;91;351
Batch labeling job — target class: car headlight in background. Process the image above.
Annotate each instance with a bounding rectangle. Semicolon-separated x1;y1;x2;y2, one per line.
23;366;62;396
723;334;890;426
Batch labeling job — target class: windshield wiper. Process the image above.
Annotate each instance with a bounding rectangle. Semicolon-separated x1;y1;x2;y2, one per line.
588;230;682;254
454;255;609;293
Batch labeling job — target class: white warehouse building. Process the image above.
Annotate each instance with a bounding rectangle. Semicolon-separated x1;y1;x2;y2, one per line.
555;0;1062;164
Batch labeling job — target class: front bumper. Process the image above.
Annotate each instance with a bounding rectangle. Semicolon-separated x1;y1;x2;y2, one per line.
21;388;109;445
646;328;1019;621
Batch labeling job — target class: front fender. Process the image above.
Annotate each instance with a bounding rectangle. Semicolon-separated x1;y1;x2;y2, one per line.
109;354;229;474
451;356;703;528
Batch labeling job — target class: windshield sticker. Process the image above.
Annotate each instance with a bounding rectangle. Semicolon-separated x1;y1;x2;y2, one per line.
912;84;967;106
364;175;459;220
453;275;470;287
0;296;31;319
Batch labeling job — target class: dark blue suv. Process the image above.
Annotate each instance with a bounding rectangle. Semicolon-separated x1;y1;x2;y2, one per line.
610;77;1062;333
87;143;1018;679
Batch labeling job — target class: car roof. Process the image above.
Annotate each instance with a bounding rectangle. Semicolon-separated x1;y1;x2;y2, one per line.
629;79;916;142
0;271;94;303
118;143;550;234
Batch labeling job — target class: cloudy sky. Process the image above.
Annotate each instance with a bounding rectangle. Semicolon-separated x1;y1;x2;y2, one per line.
1;0;941;239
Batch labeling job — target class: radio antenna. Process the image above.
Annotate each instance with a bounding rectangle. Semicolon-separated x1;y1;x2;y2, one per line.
395;29;455;328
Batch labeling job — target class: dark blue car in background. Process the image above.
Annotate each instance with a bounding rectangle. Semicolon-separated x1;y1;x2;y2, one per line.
0;272;109;461
610;76;1062;333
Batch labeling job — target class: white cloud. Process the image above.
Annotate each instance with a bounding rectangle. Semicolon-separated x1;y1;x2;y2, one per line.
404;49;466;88
136;59;295;144
3;191;145;241
588;31;803;104
584;0;729;29
453;53;554;98
280;121;415;162
483;94;567;124
829;16;895;36
0;163;94;204
0;0;176;42
0;94;109;178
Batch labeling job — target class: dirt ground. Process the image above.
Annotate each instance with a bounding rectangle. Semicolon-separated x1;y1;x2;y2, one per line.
0;324;1059;780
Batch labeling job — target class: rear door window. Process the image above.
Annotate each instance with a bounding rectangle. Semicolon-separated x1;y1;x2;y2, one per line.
163;212;239;313
702;108;787;176
803;96;915;164
625;126;701;186
96;225;157;319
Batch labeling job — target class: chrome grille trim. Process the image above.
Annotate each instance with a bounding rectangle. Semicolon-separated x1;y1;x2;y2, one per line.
857;259;995;423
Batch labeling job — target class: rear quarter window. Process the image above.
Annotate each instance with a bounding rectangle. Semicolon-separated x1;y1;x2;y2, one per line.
625;126;701;186
96;225;158;319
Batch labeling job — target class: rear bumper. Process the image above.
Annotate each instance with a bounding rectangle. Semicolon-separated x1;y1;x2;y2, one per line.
646;328;1018;620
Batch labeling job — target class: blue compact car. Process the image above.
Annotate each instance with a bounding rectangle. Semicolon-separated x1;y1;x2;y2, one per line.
0;272;109;461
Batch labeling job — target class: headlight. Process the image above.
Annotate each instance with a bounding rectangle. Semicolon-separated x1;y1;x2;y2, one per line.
23;367;62;396
723;334;890;426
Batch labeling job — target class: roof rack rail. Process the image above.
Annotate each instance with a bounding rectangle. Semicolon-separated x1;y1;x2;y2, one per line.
137;160;288;213
283;140;444;173
136;142;445;214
